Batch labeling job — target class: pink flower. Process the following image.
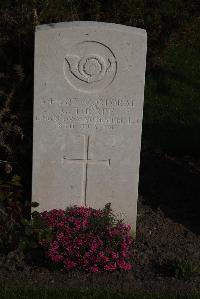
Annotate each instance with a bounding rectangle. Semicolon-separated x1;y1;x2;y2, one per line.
104;263;117;271
90;237;103;252
39;204;134;273
39;239;49;247
93;210;102;217
64;259;77;270
118;260;132;270
97;252;109;263
49;254;63;262
90;265;99;273
126;224;131;231
111;252;119;259
82;258;89;267
82;219;88;228
76;238;84;246
84;251;92;258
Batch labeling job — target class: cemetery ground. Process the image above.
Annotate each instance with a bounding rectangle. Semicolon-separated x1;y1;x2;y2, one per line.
0;4;199;299
0;151;200;298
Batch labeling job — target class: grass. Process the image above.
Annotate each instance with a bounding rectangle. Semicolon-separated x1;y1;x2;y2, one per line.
167;258;200;281
142;17;200;156
0;285;200;299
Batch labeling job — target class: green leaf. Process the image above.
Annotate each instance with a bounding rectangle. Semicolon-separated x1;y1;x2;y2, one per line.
31;211;40;218
24;201;31;207
45;232;53;242
28;239;38;249
0;192;6;201
11;175;22;187
19;240;27;251
25;226;32;236
8;191;14;197
21;218;30;226
31;202;39;208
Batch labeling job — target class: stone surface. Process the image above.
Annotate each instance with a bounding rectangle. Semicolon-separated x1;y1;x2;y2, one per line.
32;21;147;231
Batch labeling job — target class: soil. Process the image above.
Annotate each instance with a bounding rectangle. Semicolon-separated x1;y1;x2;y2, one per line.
0;152;200;295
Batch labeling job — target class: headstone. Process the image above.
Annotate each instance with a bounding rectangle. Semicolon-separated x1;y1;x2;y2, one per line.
32;21;147;232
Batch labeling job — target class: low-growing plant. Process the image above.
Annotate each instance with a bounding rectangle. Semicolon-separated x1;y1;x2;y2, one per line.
167;257;200;280
37;203;133;273
0;171;25;253
0;174;23;219
19;208;53;253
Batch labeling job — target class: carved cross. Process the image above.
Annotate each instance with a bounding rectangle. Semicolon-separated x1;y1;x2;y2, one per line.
63;135;110;205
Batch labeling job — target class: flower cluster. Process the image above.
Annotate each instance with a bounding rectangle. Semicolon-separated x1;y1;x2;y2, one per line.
39;204;133;273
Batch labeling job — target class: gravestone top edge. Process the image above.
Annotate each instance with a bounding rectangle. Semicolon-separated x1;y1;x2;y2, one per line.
36;21;147;36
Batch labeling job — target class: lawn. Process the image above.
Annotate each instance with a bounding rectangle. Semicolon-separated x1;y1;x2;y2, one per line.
142;17;200;156
0;285;199;299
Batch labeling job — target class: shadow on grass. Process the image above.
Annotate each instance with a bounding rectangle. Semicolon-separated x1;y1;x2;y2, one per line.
139;128;200;234
142;124;200;157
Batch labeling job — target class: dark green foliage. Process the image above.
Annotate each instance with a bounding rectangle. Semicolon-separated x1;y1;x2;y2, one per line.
0;197;52;257
0;174;23;216
19;209;53;252
87;203;119;233
0;171;24;253
161;257;200;281
167;257;200;280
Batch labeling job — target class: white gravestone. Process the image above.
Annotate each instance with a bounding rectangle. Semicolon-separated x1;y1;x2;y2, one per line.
32;21;147;232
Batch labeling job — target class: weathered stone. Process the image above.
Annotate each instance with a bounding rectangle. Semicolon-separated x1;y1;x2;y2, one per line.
32;21;147;231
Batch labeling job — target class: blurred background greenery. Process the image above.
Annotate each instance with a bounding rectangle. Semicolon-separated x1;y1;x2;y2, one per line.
0;0;199;187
